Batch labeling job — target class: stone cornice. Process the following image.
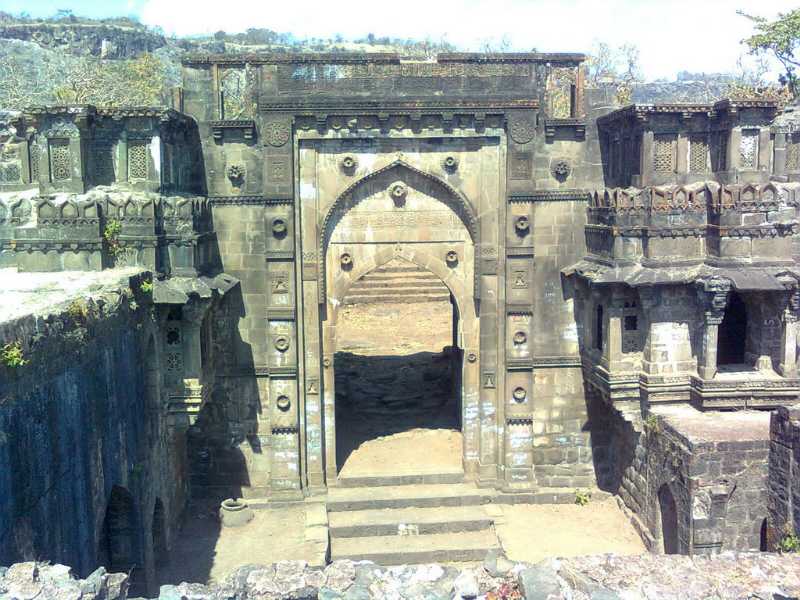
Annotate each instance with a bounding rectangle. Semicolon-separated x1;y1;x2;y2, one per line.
259;98;538;113
207;196;292;206
183;51;584;67
509;189;591;203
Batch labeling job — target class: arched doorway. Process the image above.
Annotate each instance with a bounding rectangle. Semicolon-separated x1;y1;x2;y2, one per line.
152;498;167;569
718;292;747;366
312;161;481;483
657;484;679;554
98;486;141;581
333;257;462;478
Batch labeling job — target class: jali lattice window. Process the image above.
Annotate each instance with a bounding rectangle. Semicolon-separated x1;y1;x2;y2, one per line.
220;69;247;120
689;136;709;173
29;142;39;182
787;136;800;171
739;129;759;169
0;144;21;183
128;141;148;180
653;134;676;173
49;139;71;181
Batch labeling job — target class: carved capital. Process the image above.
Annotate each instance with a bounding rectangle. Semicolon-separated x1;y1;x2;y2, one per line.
695;276;732;323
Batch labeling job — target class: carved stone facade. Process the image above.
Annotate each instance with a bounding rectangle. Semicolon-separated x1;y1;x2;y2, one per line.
4;52;800;579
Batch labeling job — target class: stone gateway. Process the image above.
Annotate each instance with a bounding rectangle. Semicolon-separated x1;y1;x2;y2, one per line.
0;51;799;595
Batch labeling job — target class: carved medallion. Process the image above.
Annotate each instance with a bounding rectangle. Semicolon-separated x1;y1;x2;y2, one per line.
512;387;527;402
340;253;353;269
271;217;288;238
264;119;291;147
507;111;536;144
442;155;459;172
389;181;407;206
515;215;530;235
341;155;358;173
445;250;458;266
276;395;291;411
274;336;290;352
513;331;527;345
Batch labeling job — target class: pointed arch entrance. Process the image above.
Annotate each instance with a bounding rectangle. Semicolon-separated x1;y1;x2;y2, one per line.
299;159;481;486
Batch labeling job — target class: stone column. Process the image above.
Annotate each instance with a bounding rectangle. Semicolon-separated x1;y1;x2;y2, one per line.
676;133;689;176
779;286;800;378
695;277;731;380
607;288;625;370
774;132;787;179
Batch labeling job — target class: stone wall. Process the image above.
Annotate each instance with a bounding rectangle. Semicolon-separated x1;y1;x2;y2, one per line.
3;553;800;600
591;401;770;554
768;405;800;548
0;271;184;593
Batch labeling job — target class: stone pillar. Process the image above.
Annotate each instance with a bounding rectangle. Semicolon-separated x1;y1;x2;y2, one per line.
641;130;654;186
607;288;625;370
774;132;787;179
695;277;731;380
779;286;800;378
728;128;741;172
676;133;689;175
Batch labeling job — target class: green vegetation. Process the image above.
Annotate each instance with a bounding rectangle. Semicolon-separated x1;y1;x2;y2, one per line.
66;298;88;321
741;8;800;97
574;489;592;506
778;529;800;553
643;413;660;434
140;280;153;294
103;220;122;257
1;341;27;368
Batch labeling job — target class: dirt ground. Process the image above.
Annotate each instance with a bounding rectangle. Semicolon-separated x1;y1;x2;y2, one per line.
495;497;648;562
335;301;454;355
335;301;463;475
158;502;309;586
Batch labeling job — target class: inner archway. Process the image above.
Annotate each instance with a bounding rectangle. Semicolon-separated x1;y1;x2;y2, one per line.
717;292;747;366
334;257;462;478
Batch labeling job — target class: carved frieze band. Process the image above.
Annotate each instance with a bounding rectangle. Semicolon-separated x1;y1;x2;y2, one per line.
509;190;591;203
208;196;293;206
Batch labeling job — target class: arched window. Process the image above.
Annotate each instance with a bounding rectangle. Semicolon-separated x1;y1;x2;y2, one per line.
657;484;679;554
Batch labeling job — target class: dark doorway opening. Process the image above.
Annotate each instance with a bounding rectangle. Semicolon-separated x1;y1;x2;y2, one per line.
657;484;679;554
99;486;142;590
152;498;167;569
717;292;747;366
760;517;769;551
334;259;462;478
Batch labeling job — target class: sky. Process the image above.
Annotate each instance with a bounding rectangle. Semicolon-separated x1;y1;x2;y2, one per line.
2;0;797;81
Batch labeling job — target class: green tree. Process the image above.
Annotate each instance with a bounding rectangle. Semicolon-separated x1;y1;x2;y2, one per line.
740;8;800;97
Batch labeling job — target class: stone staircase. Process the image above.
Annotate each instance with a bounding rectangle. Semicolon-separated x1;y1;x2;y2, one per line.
327;469;501;564
343;261;451;305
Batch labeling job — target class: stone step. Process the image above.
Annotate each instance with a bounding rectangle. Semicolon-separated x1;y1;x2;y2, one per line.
330;529;499;565
346;284;449;295
362;271;442;281
326;483;491;512
335;469;465;488
343;294;450;305
371;266;434;274
329;505;492;538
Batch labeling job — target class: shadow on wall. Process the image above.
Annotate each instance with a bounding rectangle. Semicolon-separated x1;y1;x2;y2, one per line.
153;282;254;587
334;349;462;470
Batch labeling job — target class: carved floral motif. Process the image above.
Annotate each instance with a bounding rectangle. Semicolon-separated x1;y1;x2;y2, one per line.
264;119;291;147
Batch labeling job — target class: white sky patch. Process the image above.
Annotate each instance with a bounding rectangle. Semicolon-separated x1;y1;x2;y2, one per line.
138;0;796;80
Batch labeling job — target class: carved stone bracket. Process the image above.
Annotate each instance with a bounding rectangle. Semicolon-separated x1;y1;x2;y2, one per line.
695;276;732;324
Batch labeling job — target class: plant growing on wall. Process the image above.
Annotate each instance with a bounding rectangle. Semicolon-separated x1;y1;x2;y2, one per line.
575;489;592;506
1;341;27;368
140;280;153;294
103;219;122;257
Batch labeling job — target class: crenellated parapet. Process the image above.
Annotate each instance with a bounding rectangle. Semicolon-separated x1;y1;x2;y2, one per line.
585;182;800;266
0;189;213;274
